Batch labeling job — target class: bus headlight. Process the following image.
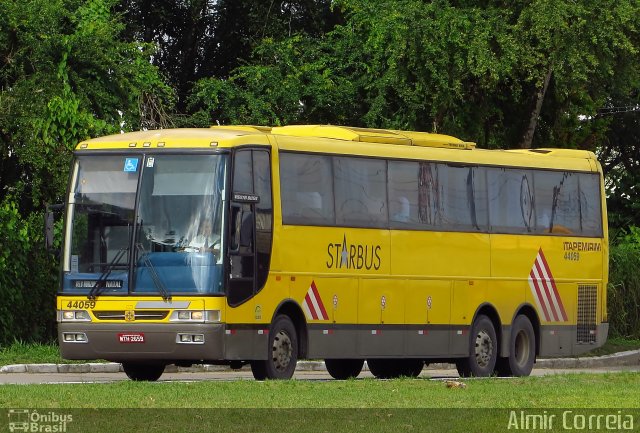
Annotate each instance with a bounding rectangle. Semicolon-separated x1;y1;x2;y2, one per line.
58;310;92;322
177;311;191;320
170;310;221;323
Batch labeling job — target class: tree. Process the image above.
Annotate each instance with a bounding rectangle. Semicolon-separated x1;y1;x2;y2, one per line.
0;0;172;210
0;0;171;343
117;0;341;111
513;0;640;149
187;0;640;156
186;33;366;126
600;108;640;228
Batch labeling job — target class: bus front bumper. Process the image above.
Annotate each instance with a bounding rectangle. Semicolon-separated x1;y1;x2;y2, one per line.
58;323;226;363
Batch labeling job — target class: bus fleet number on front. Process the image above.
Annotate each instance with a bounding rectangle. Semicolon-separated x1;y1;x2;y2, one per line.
66;300;96;309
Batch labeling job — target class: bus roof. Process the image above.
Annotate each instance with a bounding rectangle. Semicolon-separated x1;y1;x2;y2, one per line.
76;127;271;150
75;125;599;172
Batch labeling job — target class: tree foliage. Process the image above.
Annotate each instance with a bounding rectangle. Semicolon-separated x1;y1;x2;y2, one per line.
608;227;640;339
117;0;341;110
188;0;640;150
0;201;57;344
0;0;172;210
0;0;171;343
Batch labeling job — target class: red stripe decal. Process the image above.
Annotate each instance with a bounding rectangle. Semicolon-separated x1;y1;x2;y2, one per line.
534;260;559;322
310;281;329;320
305;292;319;320
528;248;568;323
538;249;568;321
530;269;551;322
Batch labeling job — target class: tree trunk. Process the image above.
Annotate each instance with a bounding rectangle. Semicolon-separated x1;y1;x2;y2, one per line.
520;65;553;149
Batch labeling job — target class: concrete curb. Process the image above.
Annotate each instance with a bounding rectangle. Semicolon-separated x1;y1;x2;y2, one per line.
534;349;640;369
2;349;638;374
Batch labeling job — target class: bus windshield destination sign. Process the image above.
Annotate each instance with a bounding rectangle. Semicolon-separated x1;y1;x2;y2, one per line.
73;280;123;289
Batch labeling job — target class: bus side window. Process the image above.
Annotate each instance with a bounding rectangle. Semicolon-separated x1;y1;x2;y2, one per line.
487;168;535;234
334;157;387;228
533;171;581;235
280;153;335;225
578;173;603;237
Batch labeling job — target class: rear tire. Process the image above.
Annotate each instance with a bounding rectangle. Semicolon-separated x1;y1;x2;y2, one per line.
495;315;535;377
324;359;364;380
122;362;165;381
250;361;267;380
456;314;497;377
251;315;298;380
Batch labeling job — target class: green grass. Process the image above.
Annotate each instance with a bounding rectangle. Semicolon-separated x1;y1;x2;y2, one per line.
585;336;640;356
1;373;639;408
0;341;63;365
0;341;105;365
2;374;639;432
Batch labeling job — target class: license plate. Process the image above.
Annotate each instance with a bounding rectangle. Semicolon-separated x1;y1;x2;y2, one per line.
118;333;145;343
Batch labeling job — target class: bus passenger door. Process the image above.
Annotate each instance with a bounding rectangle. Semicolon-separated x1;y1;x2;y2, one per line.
225;148;274;360
228;202;255;306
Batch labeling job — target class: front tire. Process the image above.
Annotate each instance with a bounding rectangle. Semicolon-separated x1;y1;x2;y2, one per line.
325;359;364;380
122;362;165;381
456;314;497;377
251;315;298;380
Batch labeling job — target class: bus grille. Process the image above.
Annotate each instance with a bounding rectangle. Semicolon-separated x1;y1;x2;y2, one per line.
577;285;597;343
93;310;168;321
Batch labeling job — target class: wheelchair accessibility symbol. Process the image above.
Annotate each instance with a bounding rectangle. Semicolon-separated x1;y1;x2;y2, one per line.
124;158;139;172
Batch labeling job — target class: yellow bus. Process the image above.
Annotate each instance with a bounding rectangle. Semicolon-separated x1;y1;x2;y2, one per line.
53;125;608;380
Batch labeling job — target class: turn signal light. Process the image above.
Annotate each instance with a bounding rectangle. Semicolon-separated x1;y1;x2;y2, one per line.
58;310;92;322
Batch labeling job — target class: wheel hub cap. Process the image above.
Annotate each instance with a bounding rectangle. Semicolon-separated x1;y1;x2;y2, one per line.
475;330;493;368
272;330;292;372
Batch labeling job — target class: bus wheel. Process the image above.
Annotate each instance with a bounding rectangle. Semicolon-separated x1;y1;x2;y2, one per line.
456;315;497;377
367;359;395;379
325;359;364;380
122;362;165;381
401;359;424;377
496;315;535;377
251;315;298;380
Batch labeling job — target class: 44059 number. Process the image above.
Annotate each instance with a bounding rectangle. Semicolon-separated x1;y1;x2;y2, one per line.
564;251;580;261
65;300;96;309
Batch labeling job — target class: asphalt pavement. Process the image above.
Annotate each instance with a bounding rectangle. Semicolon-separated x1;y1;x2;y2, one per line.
0;349;638;384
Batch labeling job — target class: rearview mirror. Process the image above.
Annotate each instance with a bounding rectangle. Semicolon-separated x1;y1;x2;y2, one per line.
45;203;64;253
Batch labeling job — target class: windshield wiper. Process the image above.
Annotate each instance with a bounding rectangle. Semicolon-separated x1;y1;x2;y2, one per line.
136;243;172;302
88;247;128;300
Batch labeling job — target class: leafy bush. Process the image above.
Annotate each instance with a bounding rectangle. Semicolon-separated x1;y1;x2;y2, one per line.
608;227;640;339
0;198;57;346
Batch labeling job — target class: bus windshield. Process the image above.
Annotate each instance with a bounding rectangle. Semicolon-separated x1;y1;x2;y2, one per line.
62;154;227;295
